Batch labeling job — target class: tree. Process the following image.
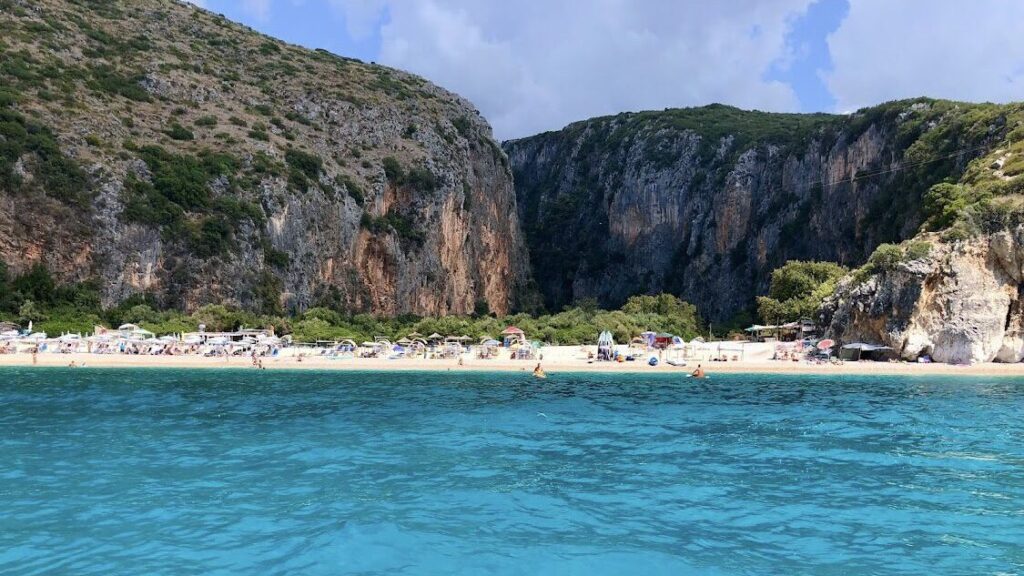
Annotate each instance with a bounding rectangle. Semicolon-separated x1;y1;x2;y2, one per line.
757;261;847;323
923;182;973;230
18;300;47;324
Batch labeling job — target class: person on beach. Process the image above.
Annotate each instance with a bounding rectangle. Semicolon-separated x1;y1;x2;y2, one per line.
691;364;705;378
31;347;38;365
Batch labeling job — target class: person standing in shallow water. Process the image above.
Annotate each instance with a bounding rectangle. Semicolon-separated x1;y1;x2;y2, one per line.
692;364;705;378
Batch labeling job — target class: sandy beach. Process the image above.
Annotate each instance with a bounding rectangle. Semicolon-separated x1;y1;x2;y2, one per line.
3;345;1024;376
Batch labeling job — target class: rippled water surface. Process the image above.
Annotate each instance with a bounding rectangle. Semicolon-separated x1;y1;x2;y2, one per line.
2;368;1023;575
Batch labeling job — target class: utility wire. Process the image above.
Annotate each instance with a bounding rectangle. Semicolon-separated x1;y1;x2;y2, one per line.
776;142;994;195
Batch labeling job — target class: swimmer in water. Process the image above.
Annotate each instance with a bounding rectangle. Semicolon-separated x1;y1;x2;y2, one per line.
533;363;546;379
691;364;705;378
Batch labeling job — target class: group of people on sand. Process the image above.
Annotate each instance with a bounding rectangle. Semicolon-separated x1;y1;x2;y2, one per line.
527;362;705;379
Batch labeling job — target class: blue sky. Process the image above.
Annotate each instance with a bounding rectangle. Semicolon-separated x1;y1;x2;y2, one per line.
187;0;1024;139
765;0;849;112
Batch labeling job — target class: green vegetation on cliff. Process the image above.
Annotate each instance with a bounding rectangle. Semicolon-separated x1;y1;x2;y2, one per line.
0;0;524;317
0;259;701;343
508;97;1024;323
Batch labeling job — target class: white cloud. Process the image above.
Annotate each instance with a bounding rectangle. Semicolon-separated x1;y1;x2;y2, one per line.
333;0;814;139
825;0;1024;112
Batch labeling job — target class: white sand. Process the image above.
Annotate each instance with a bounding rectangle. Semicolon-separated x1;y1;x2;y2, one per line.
1;343;1022;376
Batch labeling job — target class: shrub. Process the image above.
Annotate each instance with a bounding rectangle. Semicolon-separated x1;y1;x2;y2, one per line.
867;243;903;272
88;65;150;102
284;148;322;180
164;122;194;141
120;176;184;226
922;183;973;230
382;156;404;182
263;242;290;268
904;241;932;261
137;146;211;210
337;174;365;205
452;115;471;137
405;166;438;192
195;115;218;127
0;108;90;206
192;216;232;257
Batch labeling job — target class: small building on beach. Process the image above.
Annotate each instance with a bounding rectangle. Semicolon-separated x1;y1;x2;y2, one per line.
501;326;526;348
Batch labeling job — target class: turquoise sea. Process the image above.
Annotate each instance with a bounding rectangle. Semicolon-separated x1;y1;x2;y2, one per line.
1;368;1022;575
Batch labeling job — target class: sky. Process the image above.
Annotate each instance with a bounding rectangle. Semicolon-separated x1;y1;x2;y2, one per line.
184;0;1024;140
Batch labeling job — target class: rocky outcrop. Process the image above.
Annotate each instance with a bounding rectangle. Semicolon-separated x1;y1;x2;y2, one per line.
822;229;1024;364
0;0;529;315
506;102;1007;320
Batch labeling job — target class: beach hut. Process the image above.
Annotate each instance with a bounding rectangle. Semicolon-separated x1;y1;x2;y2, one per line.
501;326;526;348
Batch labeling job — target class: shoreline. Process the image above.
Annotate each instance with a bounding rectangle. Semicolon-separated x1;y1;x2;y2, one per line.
2;352;1024;377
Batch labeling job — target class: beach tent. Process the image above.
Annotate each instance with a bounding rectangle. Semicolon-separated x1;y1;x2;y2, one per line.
653;333;674;349
840;342;896;362
596;331;615;360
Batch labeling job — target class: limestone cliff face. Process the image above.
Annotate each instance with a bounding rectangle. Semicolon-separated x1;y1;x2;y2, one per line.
506;102;1002;320
823;229;1024;364
0;0;528;315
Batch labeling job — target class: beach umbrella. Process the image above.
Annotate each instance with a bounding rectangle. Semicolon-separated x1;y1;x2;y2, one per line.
407;332;423;339
817;339;835;350
427;333;443;340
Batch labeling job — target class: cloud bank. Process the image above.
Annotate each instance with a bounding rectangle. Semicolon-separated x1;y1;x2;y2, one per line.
187;1;1024;140
825;0;1024;113
348;0;814;139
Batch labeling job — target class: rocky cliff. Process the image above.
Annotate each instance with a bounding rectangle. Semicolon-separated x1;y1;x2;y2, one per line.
505;101;1016;321
0;0;528;316
823;228;1024;363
